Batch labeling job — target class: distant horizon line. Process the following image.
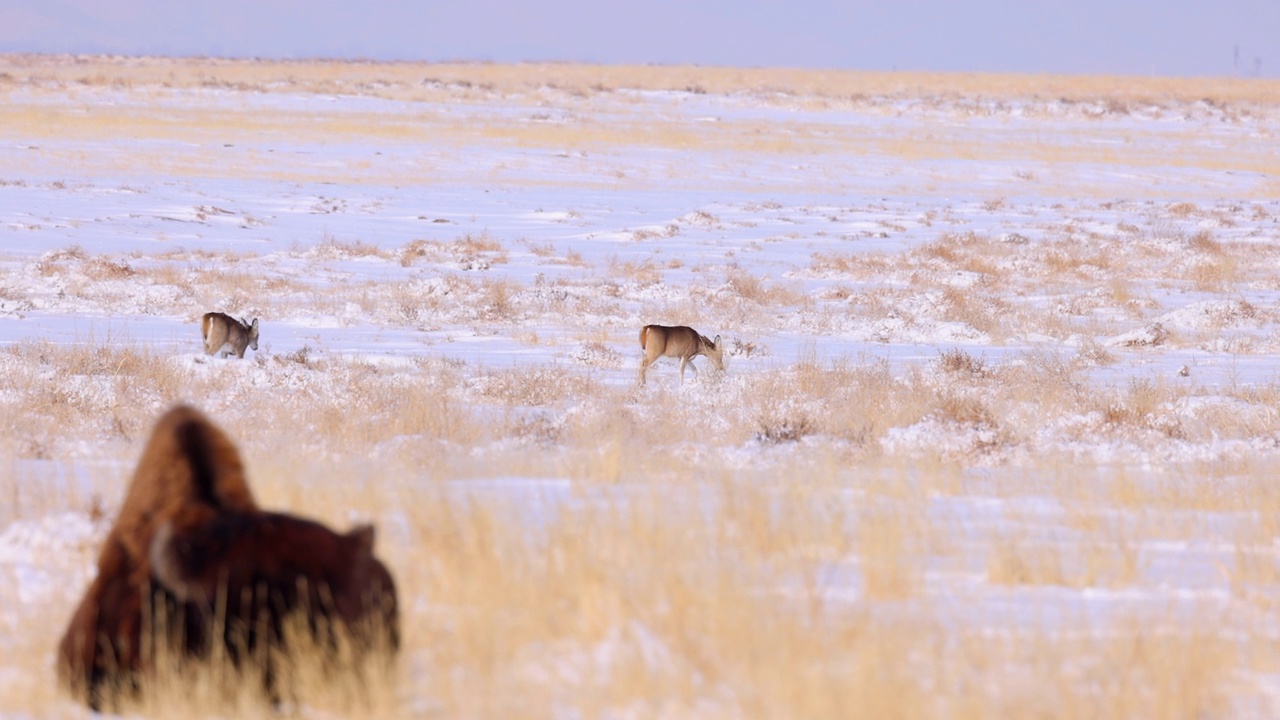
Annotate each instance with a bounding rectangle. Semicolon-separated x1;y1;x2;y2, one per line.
0;50;1273;83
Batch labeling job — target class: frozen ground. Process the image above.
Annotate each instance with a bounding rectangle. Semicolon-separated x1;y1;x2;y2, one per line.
2;64;1280;715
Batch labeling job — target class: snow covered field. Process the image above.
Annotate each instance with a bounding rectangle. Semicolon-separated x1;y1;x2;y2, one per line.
2;57;1280;716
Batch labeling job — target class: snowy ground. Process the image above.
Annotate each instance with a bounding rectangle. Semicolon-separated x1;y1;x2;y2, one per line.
2;61;1280;716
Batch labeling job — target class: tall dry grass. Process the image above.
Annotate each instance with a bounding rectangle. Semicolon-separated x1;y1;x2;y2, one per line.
3;322;1280;715
3;59;1280;716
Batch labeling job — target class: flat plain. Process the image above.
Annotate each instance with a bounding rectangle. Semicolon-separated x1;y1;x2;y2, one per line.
2;55;1280;717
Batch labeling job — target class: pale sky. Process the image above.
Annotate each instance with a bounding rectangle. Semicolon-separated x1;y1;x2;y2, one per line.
1;0;1275;78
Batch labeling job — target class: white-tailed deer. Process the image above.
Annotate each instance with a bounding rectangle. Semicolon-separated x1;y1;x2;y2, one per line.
638;324;724;386
201;312;259;358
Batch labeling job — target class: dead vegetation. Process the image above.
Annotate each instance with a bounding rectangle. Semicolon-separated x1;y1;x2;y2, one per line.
4;58;1280;717
3;54;1279;109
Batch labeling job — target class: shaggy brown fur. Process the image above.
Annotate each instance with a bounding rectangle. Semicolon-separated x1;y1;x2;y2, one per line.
56;405;398;710
57;405;258;708
150;511;399;655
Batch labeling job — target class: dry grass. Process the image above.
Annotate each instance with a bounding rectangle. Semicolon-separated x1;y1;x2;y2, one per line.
2;229;1278;710
400;234;509;269
5;57;1280;717
3;55;1279;107
76;611;401;718
5;321;1280;716
3;57;1278;194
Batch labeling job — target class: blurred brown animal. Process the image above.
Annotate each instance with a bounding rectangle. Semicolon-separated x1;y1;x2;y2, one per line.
56;405;398;710
150;511;398;657
57;405;256;708
201;311;259;358
638;324;724;386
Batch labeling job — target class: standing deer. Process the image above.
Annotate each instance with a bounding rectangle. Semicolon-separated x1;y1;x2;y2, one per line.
201;312;259;358
638;324;724;386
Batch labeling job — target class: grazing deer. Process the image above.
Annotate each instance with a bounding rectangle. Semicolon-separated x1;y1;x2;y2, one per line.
638;324;724;386
201;312;259;358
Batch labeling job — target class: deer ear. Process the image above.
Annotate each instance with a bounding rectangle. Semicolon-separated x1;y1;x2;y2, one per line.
713;335;721;347
251;318;259;329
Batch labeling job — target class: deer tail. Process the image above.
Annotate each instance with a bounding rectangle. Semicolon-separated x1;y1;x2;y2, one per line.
640;325;649;349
